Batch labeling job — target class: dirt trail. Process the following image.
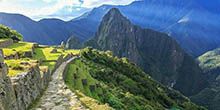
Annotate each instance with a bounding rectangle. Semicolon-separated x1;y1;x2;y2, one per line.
32;58;86;110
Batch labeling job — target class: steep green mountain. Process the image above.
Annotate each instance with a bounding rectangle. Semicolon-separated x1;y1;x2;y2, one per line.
65;35;82;49
64;47;205;110
191;48;220;110
85;8;207;96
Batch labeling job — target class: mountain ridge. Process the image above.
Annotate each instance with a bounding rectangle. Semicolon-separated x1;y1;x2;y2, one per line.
85;8;208;96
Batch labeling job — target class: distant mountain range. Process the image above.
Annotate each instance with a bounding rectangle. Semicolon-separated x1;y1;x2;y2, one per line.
1;0;220;56
0;13;92;45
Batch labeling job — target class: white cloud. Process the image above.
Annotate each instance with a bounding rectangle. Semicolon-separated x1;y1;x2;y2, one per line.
0;0;136;20
0;0;81;16
81;0;136;8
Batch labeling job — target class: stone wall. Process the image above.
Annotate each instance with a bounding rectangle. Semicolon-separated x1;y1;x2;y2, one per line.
0;39;13;48
0;50;74;110
11;66;51;110
11;67;42;110
0;49;18;110
0;63;18;110
0;49;51;110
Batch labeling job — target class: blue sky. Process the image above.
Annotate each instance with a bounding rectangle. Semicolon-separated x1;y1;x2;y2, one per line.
0;0;136;21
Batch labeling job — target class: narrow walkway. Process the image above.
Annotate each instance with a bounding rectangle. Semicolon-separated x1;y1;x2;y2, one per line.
32;58;86;110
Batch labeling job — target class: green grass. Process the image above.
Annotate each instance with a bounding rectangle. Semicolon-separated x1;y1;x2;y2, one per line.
2;41;34;56
7;41;34;51
33;47;61;61
65;59;110;109
2;49;17;56
33;47;80;71
73;91;112;110
2;40;80;76
5;59;37;77
64;49;80;56
33;47;62;71
2;41;35;76
65;59;100;97
42;62;56;70
66;48;206;110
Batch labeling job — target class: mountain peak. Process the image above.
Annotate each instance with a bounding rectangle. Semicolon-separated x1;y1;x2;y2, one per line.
87;6;208;96
107;8;121;15
102;8;129;24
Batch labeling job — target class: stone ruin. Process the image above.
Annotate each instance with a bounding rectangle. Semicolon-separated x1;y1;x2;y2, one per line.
50;48;58;53
0;39;13;48
23;51;33;58
4;52;19;60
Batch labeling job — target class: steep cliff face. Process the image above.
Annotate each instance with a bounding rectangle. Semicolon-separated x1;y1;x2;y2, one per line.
86;8;207;96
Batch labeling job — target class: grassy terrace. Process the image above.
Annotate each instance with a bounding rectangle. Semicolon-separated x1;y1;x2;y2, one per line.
5;59;38;77
2;41;35;76
2;41;34;56
1;41;80;77
65;59;111;110
33;47;80;70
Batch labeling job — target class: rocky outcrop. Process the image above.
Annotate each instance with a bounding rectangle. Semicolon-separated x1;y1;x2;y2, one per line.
86;8;207;96
0;39;13;48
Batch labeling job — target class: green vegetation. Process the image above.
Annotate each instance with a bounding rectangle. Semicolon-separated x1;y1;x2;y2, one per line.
33;47;80;70
1;40;80;76
5;59;38;77
65;47;205;110
65;59;111;110
3;42;34;56
33;47;61;61
198;48;220;70
1;41;36;76
0;24;22;40
191;48;220;110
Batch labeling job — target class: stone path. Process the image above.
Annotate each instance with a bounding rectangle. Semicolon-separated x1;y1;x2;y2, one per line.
32;58;86;110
